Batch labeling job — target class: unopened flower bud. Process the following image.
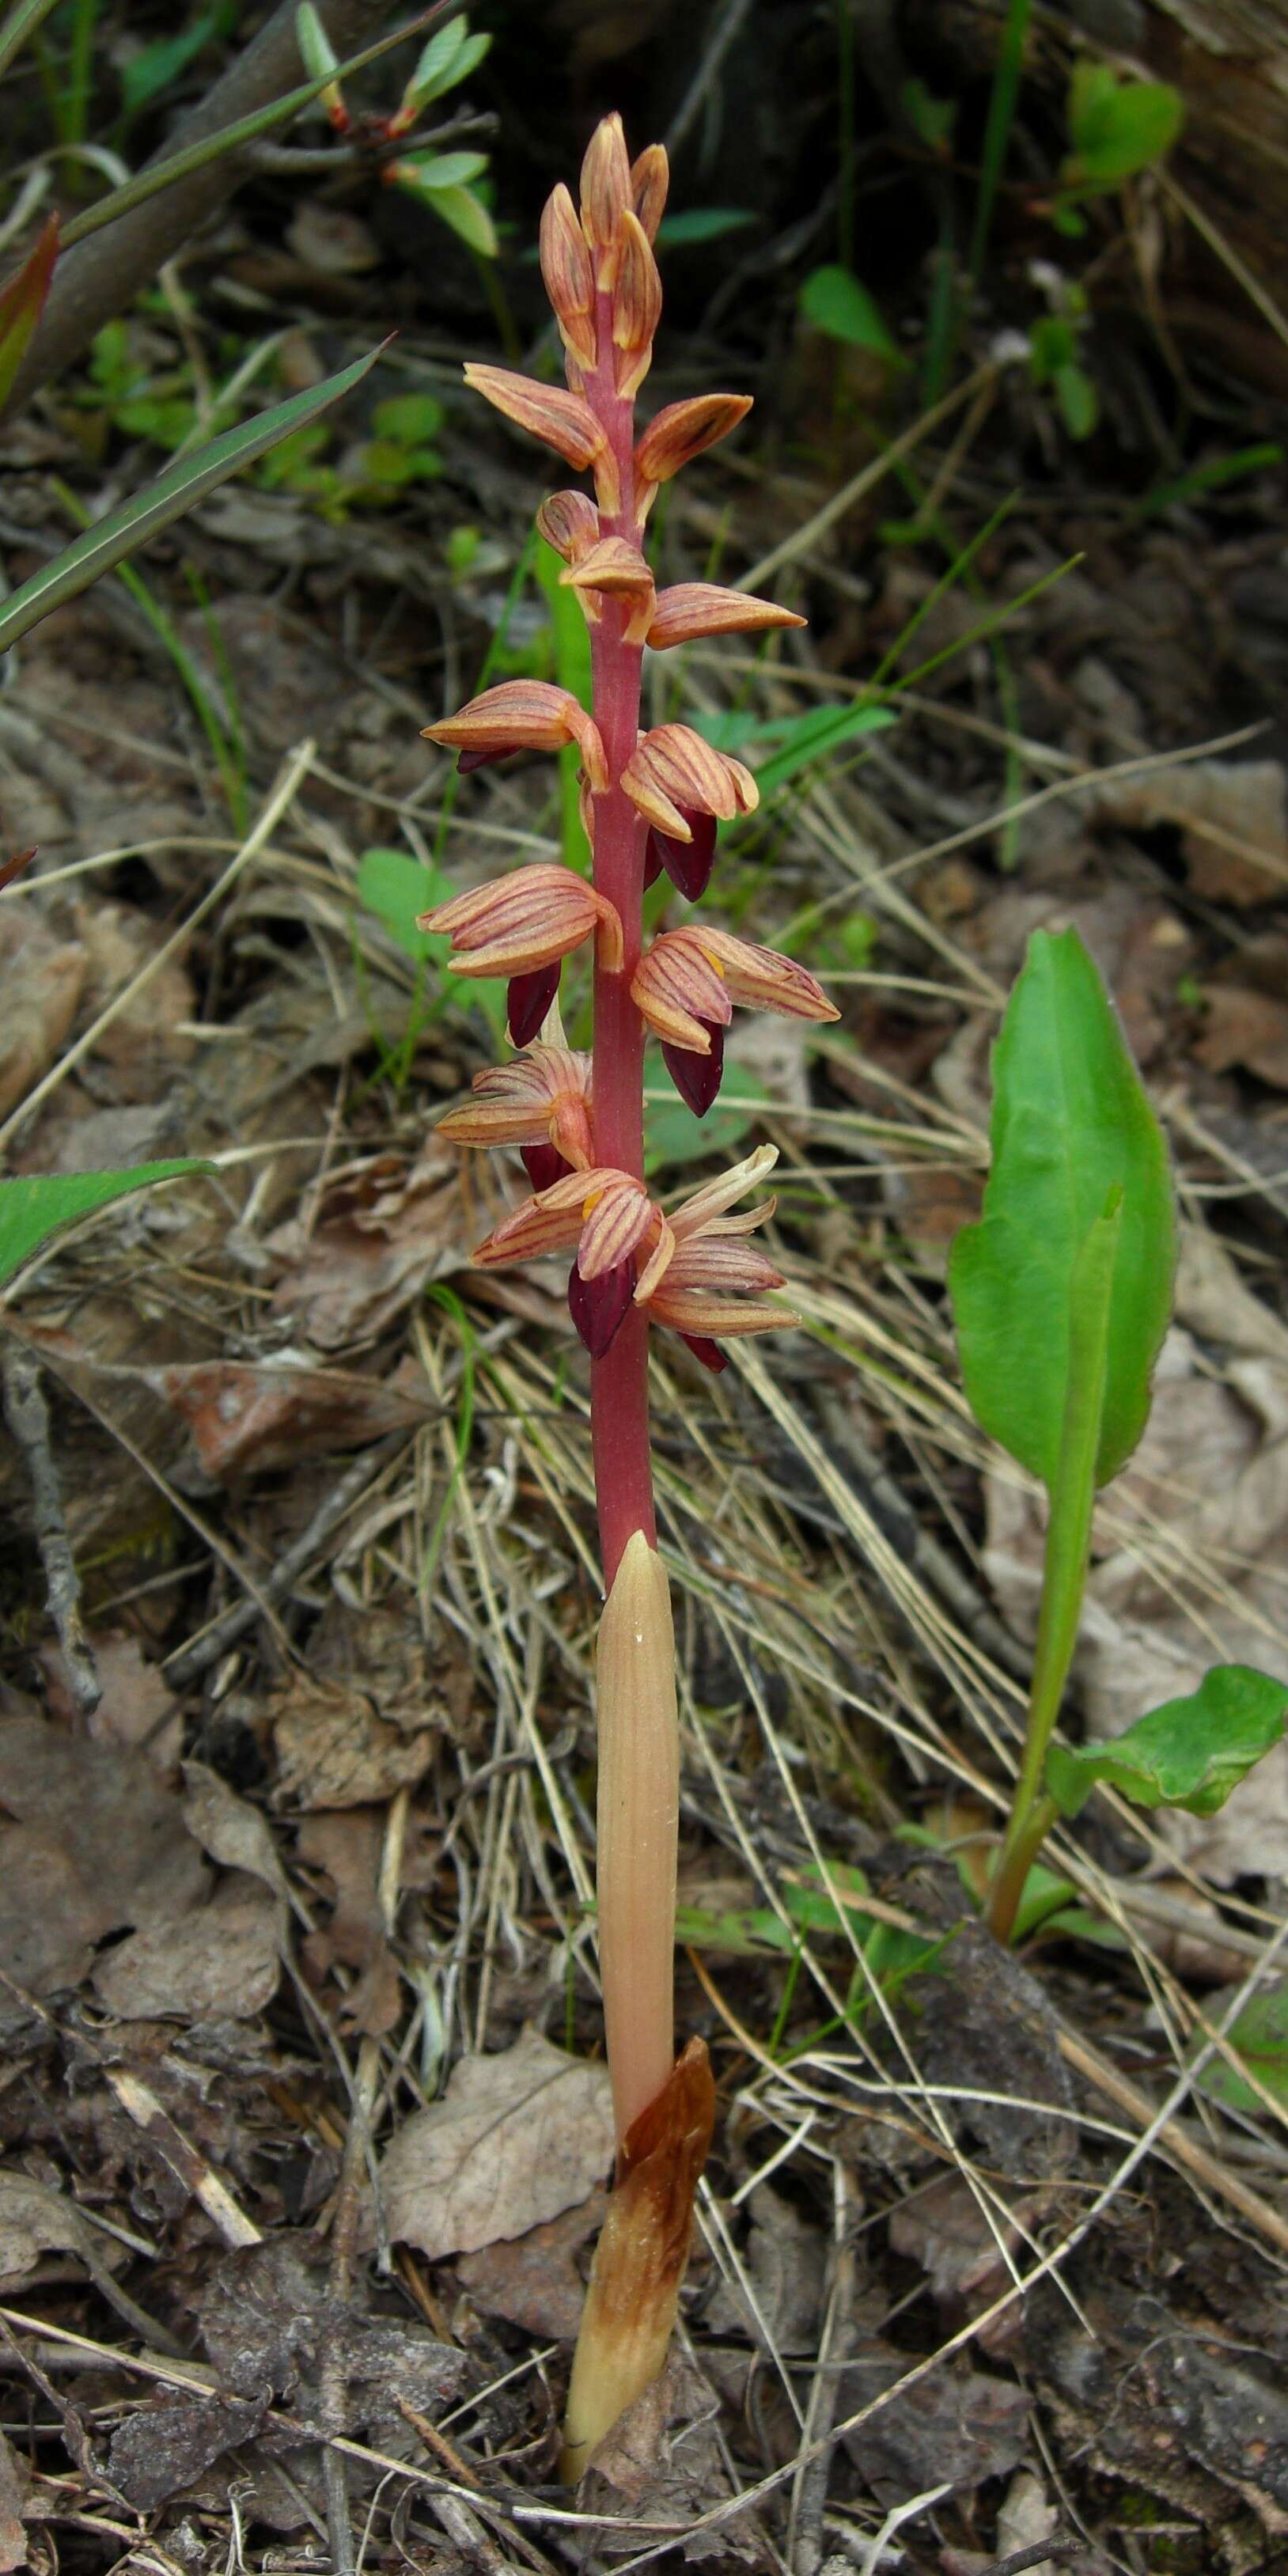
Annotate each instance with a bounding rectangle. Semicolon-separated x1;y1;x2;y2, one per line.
620;724;758;841
612;210;662;399
630;143;669;243
421;862;623;980
561;536;656;641
540;182;597;370
579;112;632;282
422;679;608;792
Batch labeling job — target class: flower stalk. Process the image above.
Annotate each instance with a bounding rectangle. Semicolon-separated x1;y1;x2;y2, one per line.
418;113;836;2471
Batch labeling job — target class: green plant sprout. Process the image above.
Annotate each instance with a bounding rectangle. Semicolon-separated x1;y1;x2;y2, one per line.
949;929;1288;1945
1051;59;1184;235
294;5;496;256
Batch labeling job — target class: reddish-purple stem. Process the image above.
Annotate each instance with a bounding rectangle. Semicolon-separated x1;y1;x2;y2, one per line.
586;297;655;1588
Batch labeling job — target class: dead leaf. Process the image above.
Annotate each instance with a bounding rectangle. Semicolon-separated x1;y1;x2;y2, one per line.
888;2172;1053;2330
703;2183;828;2353
0;1718;210;1995
0;908;85;1119
267;1140;469;1348
0;2429;28;2573
92;1872;282;2021
150;1356;430;1479
380;2027;616;2260
298;1808;400;2036
0;2170;107;2290
109;2390;270;2510
1194;937;1288;1089
840;2344;1029;2502
74;897;195;1089
182;1762;289;1897
580;2355;767;2562
40;1631;179;1766
196;2237;466;2446
1096;757;1287;905
287;204;380;274
456;2188;607;2338
272;1680;438;1810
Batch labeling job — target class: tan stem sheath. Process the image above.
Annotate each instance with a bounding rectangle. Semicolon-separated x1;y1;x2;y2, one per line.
595;1529;679;2149
561;2036;715;2481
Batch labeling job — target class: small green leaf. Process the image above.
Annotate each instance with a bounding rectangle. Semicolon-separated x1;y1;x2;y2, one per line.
0;346;381;657
949;927;1174;1491
122;6;231;116
1195;1982;1288;2116
402;177;498;258
799;264;903;363
1044;1665;1288;1820
1064;66;1183;190
0;1164;208;1290
356;847;506;1040
644;1062;768;1173
655;208;756;246
371;392;445;446
403;149;488;190
295;1;340;83
404;17;490;108
901;76;957;152
1055;361;1097;441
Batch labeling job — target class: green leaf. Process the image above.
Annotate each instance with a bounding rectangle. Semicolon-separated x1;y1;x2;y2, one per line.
644;1062;768;1173
1055;361;1097;441
406;179;498;258
403;17;491;108
295;1;340;84
1044;1665;1288;1820
949;927;1174;1491
0;0;61;82
799;263;903;362
356;847;507;1041
900;76;957;152
0;1164;208;1290
747;701;896;800
371;392;445;447
403;149;488;189
0;346;380;657
655;208;756;246
1195;1982;1288;2116
121;6;233;116
1064;67;1184;190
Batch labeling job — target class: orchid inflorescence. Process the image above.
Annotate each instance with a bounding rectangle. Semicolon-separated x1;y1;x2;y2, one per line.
418;113;839;2477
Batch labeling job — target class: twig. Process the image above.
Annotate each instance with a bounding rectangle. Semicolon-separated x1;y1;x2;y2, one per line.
664;0;756;157
2;1346;99;1715
787;2163;858;2576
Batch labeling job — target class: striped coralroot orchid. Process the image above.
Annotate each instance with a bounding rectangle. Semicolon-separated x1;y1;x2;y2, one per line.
418;114;834;2475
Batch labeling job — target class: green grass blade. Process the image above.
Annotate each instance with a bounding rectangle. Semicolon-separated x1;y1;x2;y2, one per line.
968;0;1032;282
0;0;60;80
0;343;381;656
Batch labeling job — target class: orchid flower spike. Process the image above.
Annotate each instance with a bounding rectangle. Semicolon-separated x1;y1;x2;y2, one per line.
414;110;839;2474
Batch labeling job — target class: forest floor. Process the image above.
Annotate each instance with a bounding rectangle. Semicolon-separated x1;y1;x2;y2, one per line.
3;30;1288;2576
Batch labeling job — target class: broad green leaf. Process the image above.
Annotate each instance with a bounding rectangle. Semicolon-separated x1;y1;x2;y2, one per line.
1044;1665;1288;1820
949;927;1174;1491
655;209;756;246
1195;1982;1288;2116
0;212;58;411
644;1061;768;1173
0;346;380;657
799;263;902;362
1064;67;1183;189
0;1163;208;1290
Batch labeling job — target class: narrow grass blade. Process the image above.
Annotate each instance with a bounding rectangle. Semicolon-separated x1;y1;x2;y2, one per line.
0;0;61;81
0;344;381;655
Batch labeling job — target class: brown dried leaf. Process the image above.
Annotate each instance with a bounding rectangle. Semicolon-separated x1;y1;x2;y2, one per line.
182;1761;289;1897
456;2188;607;2338
1194;938;1288;1089
92;1872;282;2022
0;910;85;1119
150;1358;430;1479
272;1680;438;1811
74;897;195;1087
0;1718;210;1996
109;2390;269;2510
0;2170;104;2290
381;2027;616;2260
840;2344;1029;2502
267;1141;469;1348
1097;757;1287;905
298;1807;400;2036
0;2430;28;2573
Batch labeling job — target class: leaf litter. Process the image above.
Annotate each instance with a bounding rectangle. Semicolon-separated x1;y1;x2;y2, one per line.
2;69;1288;2574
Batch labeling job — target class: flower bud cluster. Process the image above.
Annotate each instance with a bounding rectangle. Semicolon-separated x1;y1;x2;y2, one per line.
418;115;840;1367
